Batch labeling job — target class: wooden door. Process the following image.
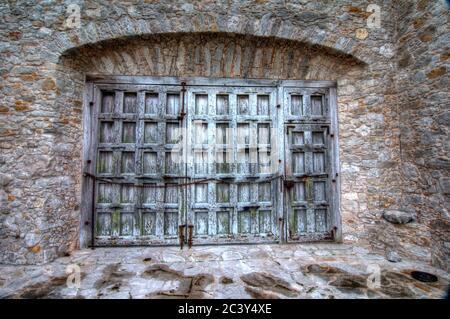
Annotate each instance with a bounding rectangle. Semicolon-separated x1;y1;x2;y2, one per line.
185;85;281;244
83;77;340;247
92;84;185;246
283;87;336;241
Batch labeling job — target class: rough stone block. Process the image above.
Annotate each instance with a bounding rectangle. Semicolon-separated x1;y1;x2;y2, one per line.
382;210;415;224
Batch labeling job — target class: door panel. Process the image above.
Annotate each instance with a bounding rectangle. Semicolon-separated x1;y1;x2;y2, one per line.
93;85;184;246
284;86;334;242
186;86;280;244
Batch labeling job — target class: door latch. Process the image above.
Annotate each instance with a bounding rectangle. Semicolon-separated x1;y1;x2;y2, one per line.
187;225;194;249
284;180;294;189
178;224;186;250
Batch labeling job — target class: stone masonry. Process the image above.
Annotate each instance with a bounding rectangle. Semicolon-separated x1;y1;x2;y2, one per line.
0;0;448;271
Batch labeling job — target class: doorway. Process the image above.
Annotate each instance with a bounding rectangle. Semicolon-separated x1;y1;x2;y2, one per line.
81;76;341;247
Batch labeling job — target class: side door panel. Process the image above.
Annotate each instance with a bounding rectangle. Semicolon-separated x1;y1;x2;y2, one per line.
283;87;334;242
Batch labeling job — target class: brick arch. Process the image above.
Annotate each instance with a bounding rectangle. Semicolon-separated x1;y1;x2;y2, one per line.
48;14;374;66
59;32;365;81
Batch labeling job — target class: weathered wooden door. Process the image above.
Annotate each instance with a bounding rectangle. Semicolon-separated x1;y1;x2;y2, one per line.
283;87;339;242
91;84;185;246
82;77;340;247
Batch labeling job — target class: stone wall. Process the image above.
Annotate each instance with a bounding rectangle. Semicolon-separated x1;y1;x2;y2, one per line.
0;0;447;270
391;0;449;270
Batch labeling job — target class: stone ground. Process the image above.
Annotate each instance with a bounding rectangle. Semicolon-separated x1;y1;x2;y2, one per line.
0;244;448;299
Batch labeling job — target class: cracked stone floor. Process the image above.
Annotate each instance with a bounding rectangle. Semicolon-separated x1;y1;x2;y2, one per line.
0;244;449;299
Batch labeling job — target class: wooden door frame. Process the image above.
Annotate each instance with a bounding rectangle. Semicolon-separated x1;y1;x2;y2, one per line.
80;76;341;248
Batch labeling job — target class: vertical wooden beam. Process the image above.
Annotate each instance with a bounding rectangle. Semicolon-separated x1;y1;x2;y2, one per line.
80;82;92;247
135;91;146;236
329;87;342;242
80;82;95;248
276;82;285;243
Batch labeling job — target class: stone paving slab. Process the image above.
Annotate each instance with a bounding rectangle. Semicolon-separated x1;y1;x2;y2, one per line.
0;244;448;299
